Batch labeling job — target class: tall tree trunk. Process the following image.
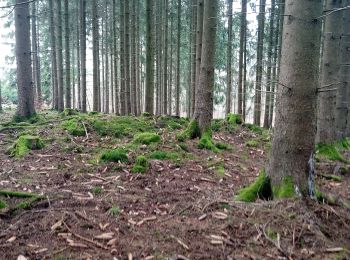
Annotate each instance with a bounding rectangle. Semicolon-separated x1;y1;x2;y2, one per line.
113;0;119;115
190;0;197;117
80;0;87;112
238;0;246;116
31;1;41;108
0;81;2;112
193;0;218;131
155;0;162;115
194;0;203;118
76;5;81;110
242;21;247;121
163;0;169;115
263;0;275;128
267;0;322;196
92;0;100;112
145;0;155;114
104;0;110;114
225;0;233;115
136;0;141;115
15;0;36;118
168;11;174;114
124;0;131;114
119;0;126;115
254;0;266;126
335;3;350;139
64;0;71;108
316;0;342;143
56;0;64;111
49;0;58;110
131;0;137;115
175;0;181;116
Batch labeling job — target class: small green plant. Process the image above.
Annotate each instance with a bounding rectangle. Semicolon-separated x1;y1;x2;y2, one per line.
245;139;259;148
215;142;230;150
132;155;150;174
61;118;86;136
107;205;121;217
133;132;160;145
91;186;103;195
211;119;224;132
9;135;44;157
100;149;128;163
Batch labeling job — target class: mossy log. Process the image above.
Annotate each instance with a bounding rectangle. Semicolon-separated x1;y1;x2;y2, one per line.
9;135;44;157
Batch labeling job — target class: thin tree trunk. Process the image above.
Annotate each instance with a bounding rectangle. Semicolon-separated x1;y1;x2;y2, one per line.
131;0;137;115
190;0;197;116
15;0;36;118
136;0;141;115
0;81;2;112
175;0;181;116
238;0;246;116
105;0;109;114
92;0;100;112
80;0;87;112
124;0;131;114
163;0;169;115
225;0;233;115
120;0;126;115
31;1;41;108
113;0;119;115
168;11;174;114
194;0;203;118
64;0;71;108
76;5;81;110
193;0;218;131
56;0;64;111
254;0;266;125
267;0;322;196
242;21;247;121
49;0;58;110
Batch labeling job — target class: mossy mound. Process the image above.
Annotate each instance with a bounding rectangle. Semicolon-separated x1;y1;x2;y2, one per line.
316;143;348;163
235;171;273;202
198;128;219;153
149;150;179;160
132;155;149;174
226;113;243;125
61;118;86;136
133;132;160;145
9;135;44;157
61;108;79;116
100;149;128;163
156;116;187;130
12;113;42;124
245;139;259;148
176;120;200;142
244;123;264;135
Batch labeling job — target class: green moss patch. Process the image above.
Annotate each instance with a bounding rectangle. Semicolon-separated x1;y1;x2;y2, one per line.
100;149;128;163
211;119;224;132
0;199;7;209
176;120;200;142
0;190;41;198
316;143;348;163
133;132;160;145
149;150;179;160
245;139;259;148
244;123;264;135
9;135;44;157
61;108;79;116
132;155;149;174
272;176;296;199
198;128;219;152
61;118;86;136
0;190;43;211
226;113;242;125
235;171;272;202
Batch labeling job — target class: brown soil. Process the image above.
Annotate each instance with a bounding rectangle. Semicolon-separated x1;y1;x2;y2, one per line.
0;111;349;260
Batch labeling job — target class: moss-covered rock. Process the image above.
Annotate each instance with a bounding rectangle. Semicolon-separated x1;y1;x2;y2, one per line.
132;155;149;174
316;143;348;163
61;118;86;136
198;128;219;152
176;120;200;142
9;135;44;157
235;171;272;202
133;132;160;145
100;149;128;163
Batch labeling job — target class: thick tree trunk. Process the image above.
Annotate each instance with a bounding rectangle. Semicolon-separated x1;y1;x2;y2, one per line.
267;0;322;196
254;0;266;126
92;0;100;112
145;0;155;114
225;0;233;115
15;0;36;118
238;0;247;116
263;0;275;128
64;0;71;109
175;0;181;116
80;0;87;112
193;0;217;132
335;3;350;139
56;0;64;112
49;0;58;110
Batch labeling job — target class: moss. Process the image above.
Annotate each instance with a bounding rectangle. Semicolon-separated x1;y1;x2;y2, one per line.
132;155;149;174
61;108;79;116
226;113;242;125
244;123;263;135
320;174;342;182
178;143;189;152
245;139;259;148
88;111;99;116
100;149;128;163
10;135;44;157
91;186;103;195
12;113;40;124
133;132;160;145
61;118;86;136
215;142;230;150
107;205;121;216
211;119;224;132
235;171;272;202
316;143;348;163
0;199;7;209
149;150;179;160
272;176;296;199
335;138;350;151
215;166;225;177
0;189;41;198
176;120;200;142
198;128;219;152
142;112;152;117
15;196;42;209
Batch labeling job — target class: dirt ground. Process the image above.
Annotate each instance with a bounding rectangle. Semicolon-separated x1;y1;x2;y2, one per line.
0;110;349;260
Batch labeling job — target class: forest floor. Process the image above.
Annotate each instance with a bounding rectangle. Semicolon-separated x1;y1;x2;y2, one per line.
0;110;349;260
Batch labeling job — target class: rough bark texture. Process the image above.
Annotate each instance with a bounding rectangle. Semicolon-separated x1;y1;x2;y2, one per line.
119;0;126;115
80;0;87;112
254;0;266;126
163;0;169;115
64;0;71;109
267;0;322;196
193;0;217;132
76;5;81;110
56;0;64;112
131;0;137;115
31;1;41;108
175;0;181;116
145;0;154;114
15;0;36;118
263;0;275;128
238;0;247;117
190;0;197;117
335;2;350;139
104;0;109;114
49;0;58;110
124;0;131;114
113;0;119;115
92;0;99;112
225;0;233;115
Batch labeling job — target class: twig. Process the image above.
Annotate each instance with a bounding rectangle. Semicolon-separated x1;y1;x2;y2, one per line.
316;5;350;19
82;121;89;140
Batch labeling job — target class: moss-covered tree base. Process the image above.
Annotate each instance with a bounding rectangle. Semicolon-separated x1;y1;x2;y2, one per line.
235;172;296;202
198;128;219;152
9;135;44;157
176;120;200;142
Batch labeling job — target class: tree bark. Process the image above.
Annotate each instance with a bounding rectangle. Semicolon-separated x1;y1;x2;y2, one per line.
56;0;64;111
64;0;71;109
131;0;137;115
80;0;87;112
49;0;58;110
267;0;322;196
190;0;197;117
92;0;100;112
119;0;126;115
31;1;41;108
124;0;131;114
193;0;218;131
238;0;247;116
163;0;169;115
113;0;119;115
225;0;233;115
15;0;36;118
175;0;181;116
104;0;109;114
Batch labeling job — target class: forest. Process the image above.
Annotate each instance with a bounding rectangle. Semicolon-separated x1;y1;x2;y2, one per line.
0;0;349;259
